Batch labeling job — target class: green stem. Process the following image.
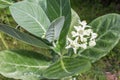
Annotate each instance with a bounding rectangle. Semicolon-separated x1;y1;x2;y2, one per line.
60;57;71;73
1;0;13;5
0;33;9;49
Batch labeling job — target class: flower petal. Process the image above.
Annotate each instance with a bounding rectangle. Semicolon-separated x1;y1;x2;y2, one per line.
89;40;96;47
84;29;93;36
90;32;98;40
71;31;78;37
80;43;87;49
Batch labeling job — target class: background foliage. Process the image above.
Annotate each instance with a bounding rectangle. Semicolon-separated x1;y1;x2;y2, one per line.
0;0;120;80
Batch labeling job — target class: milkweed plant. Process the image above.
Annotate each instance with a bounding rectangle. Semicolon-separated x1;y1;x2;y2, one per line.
0;0;120;80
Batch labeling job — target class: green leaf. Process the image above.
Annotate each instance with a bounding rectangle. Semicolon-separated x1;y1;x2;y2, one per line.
0;24;50;49
46;16;65;42
26;0;40;3
70;9;80;28
0;4;9;8
27;0;71;49
25;0;47;11
79;13;120;62
0;50;51;80
10;1;50;37
46;0;71;49
68;9;80;37
0;0;11;8
43;57;91;79
0;0;13;8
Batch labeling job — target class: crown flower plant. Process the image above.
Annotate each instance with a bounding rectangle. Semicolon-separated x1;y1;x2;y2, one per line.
0;0;120;80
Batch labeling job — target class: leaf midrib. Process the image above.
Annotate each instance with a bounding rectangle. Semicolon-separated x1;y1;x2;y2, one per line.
11;6;46;32
1;62;49;69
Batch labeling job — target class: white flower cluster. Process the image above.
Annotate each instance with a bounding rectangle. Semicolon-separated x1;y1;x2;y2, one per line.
66;20;98;54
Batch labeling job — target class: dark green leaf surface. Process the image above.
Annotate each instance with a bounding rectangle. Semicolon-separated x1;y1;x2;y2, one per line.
0;50;51;80
79;13;120;62
43;57;91;79
0;24;50;49
46;16;65;42
10;1;50;37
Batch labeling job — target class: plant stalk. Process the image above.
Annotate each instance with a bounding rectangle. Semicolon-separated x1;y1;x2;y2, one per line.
0;33;9;49
1;0;13;5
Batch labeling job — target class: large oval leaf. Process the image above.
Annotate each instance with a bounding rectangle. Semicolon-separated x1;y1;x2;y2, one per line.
10;1;50;37
0;50;51;80
43;57;91;79
79;13;120;62
0;24;50;49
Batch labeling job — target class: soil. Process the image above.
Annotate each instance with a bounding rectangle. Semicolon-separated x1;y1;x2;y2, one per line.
106;72;120;80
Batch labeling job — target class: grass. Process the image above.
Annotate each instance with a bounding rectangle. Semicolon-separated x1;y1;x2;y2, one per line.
71;0;120;22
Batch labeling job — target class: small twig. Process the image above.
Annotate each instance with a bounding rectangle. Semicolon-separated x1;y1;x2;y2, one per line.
1;0;13;5
0;33;9;49
15;25;20;29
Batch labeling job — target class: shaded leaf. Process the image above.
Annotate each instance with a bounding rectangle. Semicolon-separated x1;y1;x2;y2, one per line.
0;50;51;80
0;24;50;49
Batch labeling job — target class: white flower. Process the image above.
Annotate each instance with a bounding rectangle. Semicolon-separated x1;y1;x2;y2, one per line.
90;32;98;40
73;26;85;38
89;40;96;47
66;37;80;54
71;31;87;42
66;20;98;54
84;29;92;36
71;31;79;37
73;25;93;39
79;20;87;28
74;25;84;32
79;42;87;49
80;35;87;42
